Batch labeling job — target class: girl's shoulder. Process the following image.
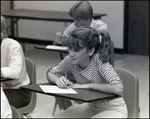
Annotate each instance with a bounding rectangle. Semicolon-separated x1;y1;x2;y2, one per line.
2;38;21;49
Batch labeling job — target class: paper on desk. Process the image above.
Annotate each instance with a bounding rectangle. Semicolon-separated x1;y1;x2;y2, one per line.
39;85;78;94
46;45;68;51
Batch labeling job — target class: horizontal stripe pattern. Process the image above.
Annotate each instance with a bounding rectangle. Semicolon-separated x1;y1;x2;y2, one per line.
50;53;121;85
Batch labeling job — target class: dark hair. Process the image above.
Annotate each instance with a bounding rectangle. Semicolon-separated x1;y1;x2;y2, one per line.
67;26;111;63
69;1;93;20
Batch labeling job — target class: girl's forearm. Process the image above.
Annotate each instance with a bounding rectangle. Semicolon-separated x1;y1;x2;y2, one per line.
89;82;123;95
47;72;59;84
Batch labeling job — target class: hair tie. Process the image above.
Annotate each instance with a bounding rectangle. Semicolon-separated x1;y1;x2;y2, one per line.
99;34;102;43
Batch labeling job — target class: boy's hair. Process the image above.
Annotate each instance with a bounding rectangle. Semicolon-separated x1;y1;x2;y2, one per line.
67;26;111;63
69;1;93;20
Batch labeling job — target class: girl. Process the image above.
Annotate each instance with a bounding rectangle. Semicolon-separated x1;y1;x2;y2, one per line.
1;16;31;108
47;26;127;118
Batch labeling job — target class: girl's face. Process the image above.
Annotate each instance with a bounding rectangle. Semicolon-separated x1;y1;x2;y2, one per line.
68;47;91;68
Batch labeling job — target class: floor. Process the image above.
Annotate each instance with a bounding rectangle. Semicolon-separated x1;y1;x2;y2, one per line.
23;43;149;118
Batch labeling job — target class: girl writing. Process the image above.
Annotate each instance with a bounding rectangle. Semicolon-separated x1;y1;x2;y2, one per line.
47;26;127;118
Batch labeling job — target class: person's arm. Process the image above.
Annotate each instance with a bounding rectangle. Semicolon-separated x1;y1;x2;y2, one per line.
53;23;76;46
47;69;59;84
72;62;123;95
62;23;76;38
71;82;123;95
53;32;68;46
92;62;123;95
96;20;108;32
47;57;74;88
1;45;24;79
98;23;108;31
47;68;73;88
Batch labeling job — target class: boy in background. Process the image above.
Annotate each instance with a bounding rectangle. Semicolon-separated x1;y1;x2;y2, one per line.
53;1;107;46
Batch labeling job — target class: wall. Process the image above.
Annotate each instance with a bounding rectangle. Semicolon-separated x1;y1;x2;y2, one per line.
4;1;124;49
1;1;10;11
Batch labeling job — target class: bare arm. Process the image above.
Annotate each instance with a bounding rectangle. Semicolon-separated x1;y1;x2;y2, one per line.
71;81;123;95
47;70;73;88
47;70;59;84
89;82;123;95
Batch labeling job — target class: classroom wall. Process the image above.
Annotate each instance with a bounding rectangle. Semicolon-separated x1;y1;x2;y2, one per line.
1;1;11;34
4;1;124;49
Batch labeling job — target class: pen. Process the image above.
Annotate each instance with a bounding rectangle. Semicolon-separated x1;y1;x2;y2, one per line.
65;72;67;85
65;72;70;87
65;72;67;79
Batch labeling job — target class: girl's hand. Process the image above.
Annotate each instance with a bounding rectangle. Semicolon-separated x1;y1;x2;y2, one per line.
56;76;73;88
71;83;90;89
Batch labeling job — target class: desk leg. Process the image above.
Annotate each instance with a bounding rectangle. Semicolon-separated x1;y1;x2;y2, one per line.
52;100;57;117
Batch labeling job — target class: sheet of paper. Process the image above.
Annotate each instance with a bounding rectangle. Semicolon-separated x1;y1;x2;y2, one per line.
46;45;68;51
39;85;78;94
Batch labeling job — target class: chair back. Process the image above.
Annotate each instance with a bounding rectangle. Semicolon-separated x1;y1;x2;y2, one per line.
18;57;36;115
115;68;139;118
25;57;36;85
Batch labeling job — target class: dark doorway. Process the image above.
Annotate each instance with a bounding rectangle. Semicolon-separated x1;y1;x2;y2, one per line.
124;1;149;56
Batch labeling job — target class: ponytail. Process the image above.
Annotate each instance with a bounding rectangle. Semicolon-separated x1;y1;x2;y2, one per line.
98;30;111;63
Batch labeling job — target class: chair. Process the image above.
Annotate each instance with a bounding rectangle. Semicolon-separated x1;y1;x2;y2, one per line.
10;105;23;118
18;57;36;115
115;68;139;118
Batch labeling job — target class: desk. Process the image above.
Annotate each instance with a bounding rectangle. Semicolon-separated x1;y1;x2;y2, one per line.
34;45;68;60
20;83;119;102
34;45;68;53
1;9;107;45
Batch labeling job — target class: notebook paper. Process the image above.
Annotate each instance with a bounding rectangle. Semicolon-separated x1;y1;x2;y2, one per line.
39;85;78;94
46;45;68;51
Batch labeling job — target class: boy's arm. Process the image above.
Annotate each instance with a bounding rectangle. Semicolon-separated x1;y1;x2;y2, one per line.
53;23;76;46
96;20;108;32
62;23;76;38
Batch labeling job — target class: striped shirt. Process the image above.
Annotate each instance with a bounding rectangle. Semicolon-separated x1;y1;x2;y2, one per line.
50;53;122;85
